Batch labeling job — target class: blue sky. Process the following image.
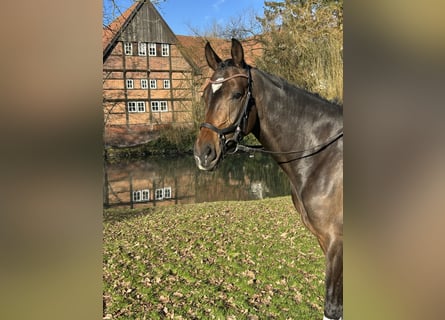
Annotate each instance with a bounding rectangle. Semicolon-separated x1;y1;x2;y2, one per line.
104;0;265;35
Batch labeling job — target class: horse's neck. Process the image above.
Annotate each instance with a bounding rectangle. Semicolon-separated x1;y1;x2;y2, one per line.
252;69;343;153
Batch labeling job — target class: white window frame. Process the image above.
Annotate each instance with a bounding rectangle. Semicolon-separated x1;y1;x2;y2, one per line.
128;101;145;113
141;79;148;89
155;188;164;200
141;189;150;201
163;187;171;199
124;42;132;55
150;101;159;112
148;43;156;56
137;101;145;112
126;79;134;89
149;79;157;89
160;101;168;112
163;79;170;89
132;189;150;202
161;43;169;56
132;190;141;202
138;42;147;56
128;101;137;113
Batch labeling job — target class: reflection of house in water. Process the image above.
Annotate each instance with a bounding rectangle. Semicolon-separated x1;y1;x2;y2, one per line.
104;158;195;208
103;155;291;209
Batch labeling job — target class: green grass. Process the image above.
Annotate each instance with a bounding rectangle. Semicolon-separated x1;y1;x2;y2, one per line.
103;197;325;319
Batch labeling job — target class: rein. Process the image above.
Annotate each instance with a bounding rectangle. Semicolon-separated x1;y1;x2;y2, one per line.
237;129;343;160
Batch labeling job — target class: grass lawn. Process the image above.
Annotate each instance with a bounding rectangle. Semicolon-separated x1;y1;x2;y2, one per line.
103;196;325;319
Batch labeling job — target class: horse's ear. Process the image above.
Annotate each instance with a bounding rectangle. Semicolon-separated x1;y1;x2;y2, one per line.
205;42;221;71
231;38;245;68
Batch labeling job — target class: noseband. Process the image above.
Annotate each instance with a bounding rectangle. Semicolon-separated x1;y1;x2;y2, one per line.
200;67;254;155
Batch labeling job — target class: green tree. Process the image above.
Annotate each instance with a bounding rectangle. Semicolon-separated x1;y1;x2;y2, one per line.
257;0;343;102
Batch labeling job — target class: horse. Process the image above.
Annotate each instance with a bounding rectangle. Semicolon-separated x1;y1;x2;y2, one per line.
194;39;343;320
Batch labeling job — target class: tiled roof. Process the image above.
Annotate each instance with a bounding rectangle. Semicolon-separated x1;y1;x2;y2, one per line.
176;35;263;91
176;35;262;69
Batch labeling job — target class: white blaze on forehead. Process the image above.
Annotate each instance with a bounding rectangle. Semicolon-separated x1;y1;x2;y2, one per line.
211;78;224;93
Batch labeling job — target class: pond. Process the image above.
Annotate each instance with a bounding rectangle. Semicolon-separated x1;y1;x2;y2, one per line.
103;153;291;209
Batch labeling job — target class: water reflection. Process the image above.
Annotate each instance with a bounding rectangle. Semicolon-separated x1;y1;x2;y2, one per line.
103;153;291;209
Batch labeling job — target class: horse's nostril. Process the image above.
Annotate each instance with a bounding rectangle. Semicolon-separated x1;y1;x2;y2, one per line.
204;144;215;162
194;142;218;170
205;145;211;157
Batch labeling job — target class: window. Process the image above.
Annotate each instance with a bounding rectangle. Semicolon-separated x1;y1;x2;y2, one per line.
128;101;145;112
141;189;150;201
132;190;141;202
137;101;145;112
132;189;150;202
161;43;169;56
148;43;156;56
163;79;170;89
155;188;164;200
124;42;132;55
141;79;148;89
126;79;134;89
149;79;157;89
160;101;168;112
151;101;168;112
153;187;171;200
138;42;147;56
128;101;137;113
150;101;159;112
163;187;171;199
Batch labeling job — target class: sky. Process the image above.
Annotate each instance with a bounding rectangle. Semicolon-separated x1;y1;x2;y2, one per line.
104;0;265;35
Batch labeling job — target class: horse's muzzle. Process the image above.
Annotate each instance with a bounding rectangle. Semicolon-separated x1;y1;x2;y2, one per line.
194;141;220;171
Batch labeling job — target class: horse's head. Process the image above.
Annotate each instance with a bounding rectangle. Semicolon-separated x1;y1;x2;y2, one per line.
194;39;257;171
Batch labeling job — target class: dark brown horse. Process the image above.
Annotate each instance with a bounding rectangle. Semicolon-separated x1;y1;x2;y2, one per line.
194;39;343;320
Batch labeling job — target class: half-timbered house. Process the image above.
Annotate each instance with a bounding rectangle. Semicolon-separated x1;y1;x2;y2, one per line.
103;0;201;146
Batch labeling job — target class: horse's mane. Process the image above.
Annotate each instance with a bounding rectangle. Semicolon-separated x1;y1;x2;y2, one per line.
255;68;343;108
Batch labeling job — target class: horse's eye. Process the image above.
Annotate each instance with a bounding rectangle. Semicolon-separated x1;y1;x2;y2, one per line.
232;92;243;100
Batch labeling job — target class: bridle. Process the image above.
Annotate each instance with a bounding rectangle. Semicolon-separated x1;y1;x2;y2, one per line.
199;66;344;159
200;66;254;155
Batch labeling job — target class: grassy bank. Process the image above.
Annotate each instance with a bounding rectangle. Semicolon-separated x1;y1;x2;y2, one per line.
103;197;325;319
104;126;196;161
